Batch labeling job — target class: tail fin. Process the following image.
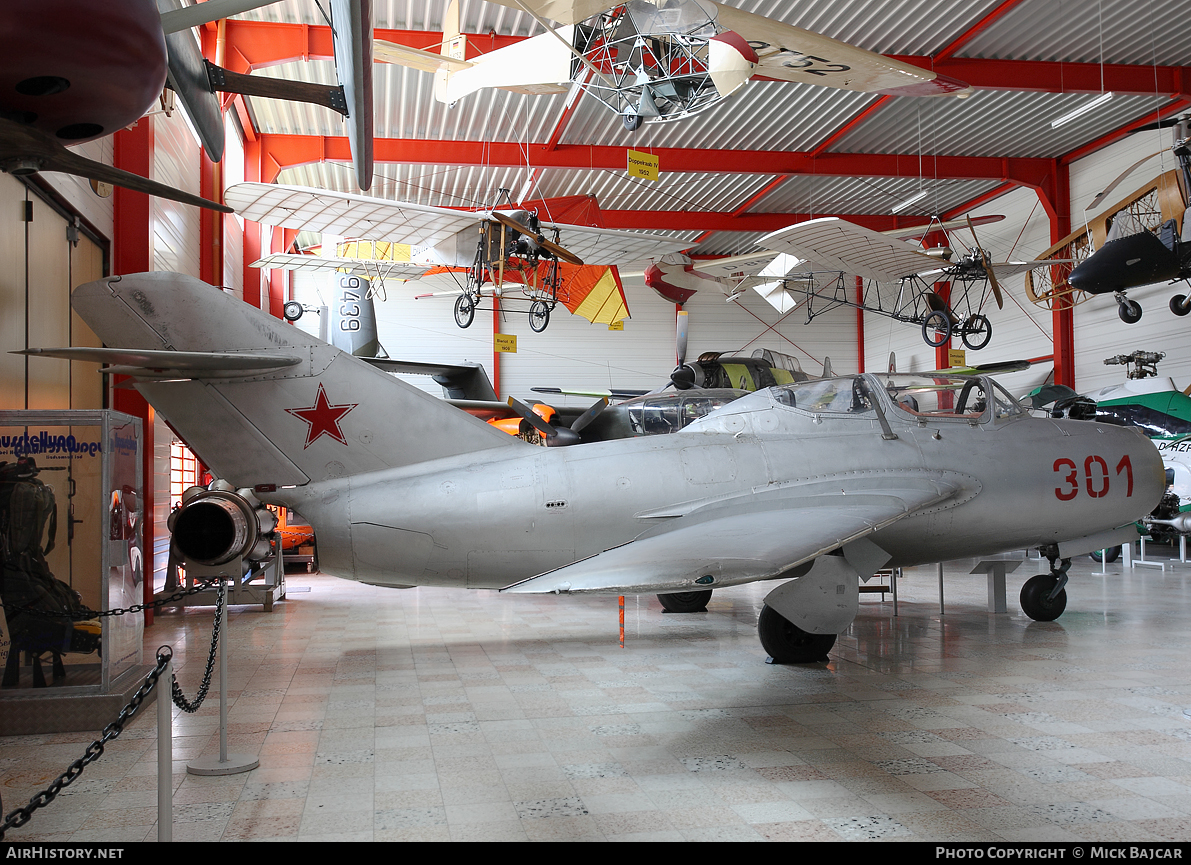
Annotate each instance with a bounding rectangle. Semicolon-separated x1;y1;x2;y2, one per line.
71;272;518;488
433;0;465;103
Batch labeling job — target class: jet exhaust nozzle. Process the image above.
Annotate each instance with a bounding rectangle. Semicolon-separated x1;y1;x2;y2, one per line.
168;487;276;566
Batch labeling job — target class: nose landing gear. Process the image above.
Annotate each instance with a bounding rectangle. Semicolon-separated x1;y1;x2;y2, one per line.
1020;553;1070;621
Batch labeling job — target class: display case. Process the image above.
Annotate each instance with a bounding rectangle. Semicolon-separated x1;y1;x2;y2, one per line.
0;410;144;695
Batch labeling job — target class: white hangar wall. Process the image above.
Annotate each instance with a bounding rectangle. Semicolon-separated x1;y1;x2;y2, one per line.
291;268;858;403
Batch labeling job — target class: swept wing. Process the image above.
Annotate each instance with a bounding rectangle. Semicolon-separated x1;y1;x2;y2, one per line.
504;471;963;595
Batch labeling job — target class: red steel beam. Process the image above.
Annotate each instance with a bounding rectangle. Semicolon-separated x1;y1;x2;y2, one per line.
1060;96;1191;166
936;0;1031;60
257;134;1054;186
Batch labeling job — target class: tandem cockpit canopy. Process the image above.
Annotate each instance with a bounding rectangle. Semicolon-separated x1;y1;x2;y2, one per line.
768;374;1026;423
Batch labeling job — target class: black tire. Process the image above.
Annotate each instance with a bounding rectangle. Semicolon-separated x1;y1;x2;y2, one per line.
1118;300;1143;324
1089;545;1121;564
961;314;992;350
454;293;475;328
529;300;550;333
657;590;712;613
282;301;304;322
757;605;836;663
921;310;951;347
1171;295;1191;316
1019;574;1067;622
623;113;642;132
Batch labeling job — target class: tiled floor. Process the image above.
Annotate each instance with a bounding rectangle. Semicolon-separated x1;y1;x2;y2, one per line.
6;553;1191;842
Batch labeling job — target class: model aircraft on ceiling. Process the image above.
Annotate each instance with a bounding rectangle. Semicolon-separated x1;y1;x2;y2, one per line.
230;181;689;332
25;271;1162;662
0;0;373;210
380;0;971;132
755;216;1068;349
1025;116;1191;325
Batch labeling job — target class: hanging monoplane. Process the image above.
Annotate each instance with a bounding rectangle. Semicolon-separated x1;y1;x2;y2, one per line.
380;0;970;132
755;216;1063;349
233;182;689;332
1027;115;1191;324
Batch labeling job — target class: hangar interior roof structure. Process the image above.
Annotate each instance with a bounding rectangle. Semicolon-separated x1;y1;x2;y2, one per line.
220;0;1191;259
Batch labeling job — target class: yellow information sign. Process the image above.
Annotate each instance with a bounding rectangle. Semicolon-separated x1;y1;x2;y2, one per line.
948;348;966;368
627;149;659;181
494;333;517;353
607;320;624;331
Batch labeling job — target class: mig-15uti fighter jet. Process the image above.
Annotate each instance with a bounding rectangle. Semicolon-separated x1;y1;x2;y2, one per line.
26;273;1164;663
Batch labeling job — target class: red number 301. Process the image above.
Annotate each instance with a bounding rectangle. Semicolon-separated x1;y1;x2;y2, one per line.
1054;455;1133;501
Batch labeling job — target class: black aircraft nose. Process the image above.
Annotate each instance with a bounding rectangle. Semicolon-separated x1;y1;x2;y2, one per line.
1068;232;1181;295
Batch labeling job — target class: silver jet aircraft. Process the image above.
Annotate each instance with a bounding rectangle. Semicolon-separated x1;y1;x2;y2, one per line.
37;273;1164;663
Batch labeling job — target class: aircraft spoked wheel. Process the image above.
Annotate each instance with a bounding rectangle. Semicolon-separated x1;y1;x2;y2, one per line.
454;293;475;329
529;300;550;333
657;590;712;613
1118;299;1143;324
961;314;992;350
757;605;836;664
921;311;952;348
1089;545;1121;564
1019;574;1068;622
1171;295;1191;316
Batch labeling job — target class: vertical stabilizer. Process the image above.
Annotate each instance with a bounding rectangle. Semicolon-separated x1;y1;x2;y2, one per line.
434;0;464;103
70;272;519;489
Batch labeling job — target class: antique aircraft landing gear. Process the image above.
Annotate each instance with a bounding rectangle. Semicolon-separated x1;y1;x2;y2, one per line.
961;314;993;350
1170;294;1191;316
1019;554;1070;621
529;300;551;333
657;590;712;613
921;310;952;347
454;293;475;328
757;604;836;663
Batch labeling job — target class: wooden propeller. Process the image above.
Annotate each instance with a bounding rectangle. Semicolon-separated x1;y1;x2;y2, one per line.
966;215;1004;309
491;211;584;266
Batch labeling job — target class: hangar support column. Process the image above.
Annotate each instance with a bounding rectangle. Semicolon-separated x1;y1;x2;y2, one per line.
112;120;157;623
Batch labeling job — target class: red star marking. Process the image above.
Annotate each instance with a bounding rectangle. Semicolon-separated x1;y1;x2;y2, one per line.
286;384;357;448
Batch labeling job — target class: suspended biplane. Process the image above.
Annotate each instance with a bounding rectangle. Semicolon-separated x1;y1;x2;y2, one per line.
1027;115;1191;324
751;216;1063;349
234;182;689;333
378;1;970;132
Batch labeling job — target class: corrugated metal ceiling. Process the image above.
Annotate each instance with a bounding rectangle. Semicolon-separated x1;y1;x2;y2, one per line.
225;0;1191;253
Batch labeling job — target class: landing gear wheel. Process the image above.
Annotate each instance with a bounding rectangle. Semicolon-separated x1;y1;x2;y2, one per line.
282;301;304;322
529;300;550;333
961;314;992;350
1019;574;1068;621
657;590;712;613
1171;295;1191;316
921;310;952;348
454;293;475;329
1089;545;1121;564
1118;299;1143;324
622;113;642;132
757;605;836;663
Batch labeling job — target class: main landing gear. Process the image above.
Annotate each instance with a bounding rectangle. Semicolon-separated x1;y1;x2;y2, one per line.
757;605;836;664
657;590;712;613
1020;553;1070;621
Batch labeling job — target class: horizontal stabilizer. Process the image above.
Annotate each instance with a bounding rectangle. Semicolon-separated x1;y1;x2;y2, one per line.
374;39;472;73
17;347;302;378
252;253;429;279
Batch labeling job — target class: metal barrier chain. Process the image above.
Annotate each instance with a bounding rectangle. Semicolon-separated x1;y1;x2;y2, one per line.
0;646;174;840
170;580;225;713
0;576;220;621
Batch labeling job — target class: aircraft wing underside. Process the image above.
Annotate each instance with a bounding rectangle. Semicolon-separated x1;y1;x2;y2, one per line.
502;471;966;595
761;217;942;283
226;183;689;265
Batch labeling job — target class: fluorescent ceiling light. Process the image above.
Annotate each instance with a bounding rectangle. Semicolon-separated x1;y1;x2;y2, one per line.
891;189;928;214
1051;92;1114;129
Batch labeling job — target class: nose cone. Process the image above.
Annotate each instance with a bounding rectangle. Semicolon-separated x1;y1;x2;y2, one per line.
1068;232;1181;295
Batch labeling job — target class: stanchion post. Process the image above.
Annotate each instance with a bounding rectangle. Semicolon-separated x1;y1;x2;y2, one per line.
158;655;172;843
